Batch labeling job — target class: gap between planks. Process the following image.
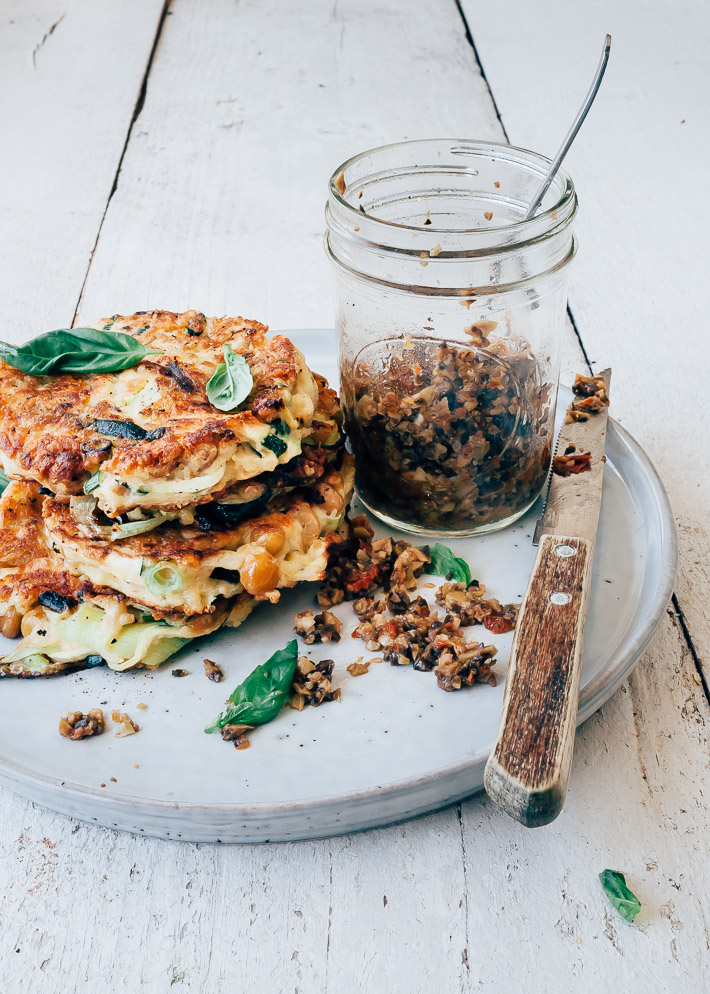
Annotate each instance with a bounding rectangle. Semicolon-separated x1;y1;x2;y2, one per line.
71;0;173;327
453;0;709;712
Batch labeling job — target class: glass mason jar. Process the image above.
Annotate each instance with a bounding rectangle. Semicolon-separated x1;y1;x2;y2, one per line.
325;139;578;537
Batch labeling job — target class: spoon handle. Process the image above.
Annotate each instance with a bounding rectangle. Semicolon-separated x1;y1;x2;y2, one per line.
525;33;612;220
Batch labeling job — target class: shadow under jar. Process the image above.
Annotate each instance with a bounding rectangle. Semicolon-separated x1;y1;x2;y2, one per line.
325;139;578;537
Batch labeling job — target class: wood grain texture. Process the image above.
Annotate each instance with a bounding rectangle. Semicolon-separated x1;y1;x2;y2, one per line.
0;0;708;991
0;0;166;338
458;0;710;684
486;536;592;826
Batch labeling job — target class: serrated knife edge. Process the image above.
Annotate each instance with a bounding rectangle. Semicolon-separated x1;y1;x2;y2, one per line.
533;368;611;545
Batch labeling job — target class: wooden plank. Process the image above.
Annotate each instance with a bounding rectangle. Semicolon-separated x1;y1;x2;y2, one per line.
459;0;710;682
0;0;166;337
1;1;503;992
461;610;710;987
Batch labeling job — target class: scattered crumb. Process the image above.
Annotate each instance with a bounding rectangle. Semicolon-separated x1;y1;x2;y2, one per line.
221;724;252;750
171;668;190;678
109;777;117;783
136;702;148;711
430;244;442;257
100;783;106;788
59;709;105;740
112;711;139;737
133;763;139;769
422;582;436;589
293;609;342;645
334;170;346;195
493;180;500;188
203;658;224;683
347;660;371;677
484;211;493;220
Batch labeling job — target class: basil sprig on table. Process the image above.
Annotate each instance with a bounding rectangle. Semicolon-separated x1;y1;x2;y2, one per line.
599;869;642;923
206;345;254;412
0;328;162;375
422;543;472;585
205;639;298;733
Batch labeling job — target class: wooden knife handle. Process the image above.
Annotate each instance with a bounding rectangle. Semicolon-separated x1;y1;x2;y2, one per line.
483;534;594;827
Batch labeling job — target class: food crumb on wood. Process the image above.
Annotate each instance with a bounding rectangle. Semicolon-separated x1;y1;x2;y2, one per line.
171;668;190;678
112;711;139;737
203;658;224;682
59;708;105;740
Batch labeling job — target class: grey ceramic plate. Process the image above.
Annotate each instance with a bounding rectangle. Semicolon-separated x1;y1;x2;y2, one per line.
0;331;677;842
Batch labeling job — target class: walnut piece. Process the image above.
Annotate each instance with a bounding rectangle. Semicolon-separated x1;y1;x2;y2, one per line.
59;709;105;740
203;658;224;682
290;657;340;709
112;711;139;737
293;609;342;645
221;724;253;750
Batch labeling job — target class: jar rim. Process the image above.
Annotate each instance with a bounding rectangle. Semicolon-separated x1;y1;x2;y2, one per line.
328;138;575;238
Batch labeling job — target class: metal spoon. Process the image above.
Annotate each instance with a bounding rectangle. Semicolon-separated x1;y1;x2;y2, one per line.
525;33;612;220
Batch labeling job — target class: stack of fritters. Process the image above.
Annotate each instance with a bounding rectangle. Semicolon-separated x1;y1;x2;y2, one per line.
0;311;352;676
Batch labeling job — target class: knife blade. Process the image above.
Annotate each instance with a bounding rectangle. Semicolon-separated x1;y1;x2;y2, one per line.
484;369;611;827
533;368;611;544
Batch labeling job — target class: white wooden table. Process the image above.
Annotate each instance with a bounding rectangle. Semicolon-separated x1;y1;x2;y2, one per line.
1;1;708;989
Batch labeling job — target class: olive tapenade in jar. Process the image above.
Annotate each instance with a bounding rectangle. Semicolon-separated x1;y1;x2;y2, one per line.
325;140;578;536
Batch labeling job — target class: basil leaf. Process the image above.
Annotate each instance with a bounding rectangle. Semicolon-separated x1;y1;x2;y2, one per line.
0;468;10;495
205;639;298;733
262;433;288;457
599;869;641;923
0;328;162;376
422;543;472;585
206;345;253;412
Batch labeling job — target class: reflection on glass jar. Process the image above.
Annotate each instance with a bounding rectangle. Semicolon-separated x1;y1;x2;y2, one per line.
325;140;578;537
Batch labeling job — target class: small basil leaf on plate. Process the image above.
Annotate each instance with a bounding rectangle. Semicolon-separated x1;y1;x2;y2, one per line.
262;433;288;457
422;543;472;585
0;468;10;495
0;328;162;375
205;639;299;733
598;869;641;923
206;345;253;412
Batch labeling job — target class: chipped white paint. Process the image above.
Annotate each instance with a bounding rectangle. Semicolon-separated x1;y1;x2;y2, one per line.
0;0;708;991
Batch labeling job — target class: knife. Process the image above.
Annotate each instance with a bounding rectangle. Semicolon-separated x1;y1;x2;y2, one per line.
483;369;611;827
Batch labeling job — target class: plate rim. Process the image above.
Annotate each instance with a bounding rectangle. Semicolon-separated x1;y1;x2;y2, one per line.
0;372;678;830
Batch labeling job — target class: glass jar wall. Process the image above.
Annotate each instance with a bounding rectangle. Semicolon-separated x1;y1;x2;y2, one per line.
325;140;578;537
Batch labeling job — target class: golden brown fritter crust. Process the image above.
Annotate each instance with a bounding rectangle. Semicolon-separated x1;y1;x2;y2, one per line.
0;310;318;501
43;464;350;567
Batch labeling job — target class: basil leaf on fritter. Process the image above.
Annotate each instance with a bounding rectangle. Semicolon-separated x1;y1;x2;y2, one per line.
0;468;10;495
599;870;642;923
0;328;162;375
422;543;472;585
204;640;298;733
205;344;254;412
